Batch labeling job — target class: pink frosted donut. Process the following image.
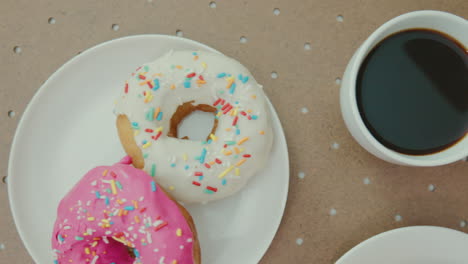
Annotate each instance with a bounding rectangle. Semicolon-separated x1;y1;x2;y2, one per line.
51;157;200;264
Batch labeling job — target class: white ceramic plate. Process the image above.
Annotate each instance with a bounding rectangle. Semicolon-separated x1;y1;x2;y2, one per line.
336;226;468;264
8;35;289;264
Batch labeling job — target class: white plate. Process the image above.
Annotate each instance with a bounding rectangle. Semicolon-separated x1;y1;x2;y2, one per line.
336;226;468;264
8;35;289;264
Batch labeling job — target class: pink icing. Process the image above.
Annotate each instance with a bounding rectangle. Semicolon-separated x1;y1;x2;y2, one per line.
51;161;195;264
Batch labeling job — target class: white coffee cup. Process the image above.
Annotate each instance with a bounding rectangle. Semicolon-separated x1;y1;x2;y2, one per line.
340;10;468;166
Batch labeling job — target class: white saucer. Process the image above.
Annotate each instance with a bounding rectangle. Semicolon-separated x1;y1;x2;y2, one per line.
8;35;289;264
336;226;468;264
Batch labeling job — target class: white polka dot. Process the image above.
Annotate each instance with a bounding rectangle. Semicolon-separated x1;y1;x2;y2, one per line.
395;214;402;222
460;220;467;228
335;77;341;85
296;238;303;245
273;8;280;15
271;71;278;79
13;46;22;54
209;1;216;8
0;243;5;250
331;142;340;150
298;172;305;179
240;36;247;43
363;177;371;185
301;107;309;114
176;30;183;37
336;15;344;22
428;184;436;192
304;42;311;50
329;208;337;216
48;17;56;24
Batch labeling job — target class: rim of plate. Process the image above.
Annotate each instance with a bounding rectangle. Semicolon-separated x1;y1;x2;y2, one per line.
336;226;468;263
8;34;290;264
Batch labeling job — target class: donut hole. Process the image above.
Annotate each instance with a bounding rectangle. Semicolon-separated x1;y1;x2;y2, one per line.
77;237;135;263
168;102;218;141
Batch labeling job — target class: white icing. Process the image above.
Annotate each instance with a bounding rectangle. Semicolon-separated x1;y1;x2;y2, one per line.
115;50;273;203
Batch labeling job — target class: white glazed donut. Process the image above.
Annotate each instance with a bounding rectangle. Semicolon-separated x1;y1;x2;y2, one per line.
114;50;273;203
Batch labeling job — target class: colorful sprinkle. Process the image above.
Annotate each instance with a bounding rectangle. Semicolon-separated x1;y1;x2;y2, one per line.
236;159;247;167
199;148;207;164
176;228;182;237
184;81;191;88
151;164;156;177
124;206;135;211
217;73;226;78
237;137;249;145
218;165;234;178
151;181;157;192
110;180;117;195
209;134;217;141
75;236;84;241
206;186;218;192
131;122;140;130
153;79;160;91
156;111;163;121
235;168;240;176
229;82;237;94
192;181;201;186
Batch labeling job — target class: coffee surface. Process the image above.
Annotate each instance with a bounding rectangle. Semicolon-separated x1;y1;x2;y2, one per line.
356;29;468;155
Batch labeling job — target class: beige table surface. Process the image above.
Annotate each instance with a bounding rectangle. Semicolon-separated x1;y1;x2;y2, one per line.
1;0;467;263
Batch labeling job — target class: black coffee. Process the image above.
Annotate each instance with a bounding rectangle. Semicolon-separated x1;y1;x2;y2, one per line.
356;29;468;155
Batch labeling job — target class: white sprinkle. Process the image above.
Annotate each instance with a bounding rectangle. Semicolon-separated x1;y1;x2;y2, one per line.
187;238;193;243
153;220;164;227
147;232;153;244
428;184;436;192
296;238;303;245
90;255;99;264
395;214;402;222
363;177;371;185
301;107;309;114
105;231;112;235
86;201;91;206
103;236;109;244
298;172;305;179
91;180;97;186
63;226;71;230
139;196;144;202
331;142;340;149
180;245;184;249
460;220;467;228
154;248;159;252
159;256;166;264
128;226;134;231
0;243;5;250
